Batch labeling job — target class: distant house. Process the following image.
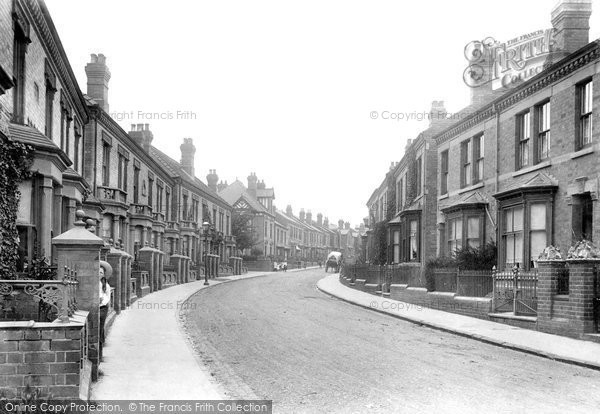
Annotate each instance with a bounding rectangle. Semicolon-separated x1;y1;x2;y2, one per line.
219;174;276;257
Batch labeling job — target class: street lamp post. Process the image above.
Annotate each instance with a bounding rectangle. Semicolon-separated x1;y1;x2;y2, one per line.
203;221;210;286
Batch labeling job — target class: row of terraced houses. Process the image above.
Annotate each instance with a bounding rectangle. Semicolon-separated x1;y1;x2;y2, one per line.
355;0;600;341
0;0;361;399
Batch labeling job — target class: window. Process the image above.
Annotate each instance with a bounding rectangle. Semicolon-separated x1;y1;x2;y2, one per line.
447;218;462;254
396;178;404;211
579;80;593;149
156;185;163;214
60;107;65;152
392;230;400;263
473;134;484;183
193;199;199;222
165;188;171;221
117;154;125;190
133;165;140;203
182;194;188;219
44;61;56;138
102;143;111;186
440;150;448;195
466;217;481;248
123;159;128;191
12;22;27;124
517;111;530;168
65;116;71;158
537;102;550;161
148;176;154;207
529;203;547;266
74;134;80;173
409;220;418;260
415;157;422;196
461;140;472;187
572;193;593;242
503;206;524;268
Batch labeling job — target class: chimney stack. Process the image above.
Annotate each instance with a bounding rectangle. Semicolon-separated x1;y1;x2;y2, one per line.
257;180;266;190
247;173;257;199
551;0;592;59
217;180;228;192
85;53;111;112
324;217;329;227
180;138;196;176
429;100;448;128
338;219;344;229
299;209;306;222
129;123;154;153
345;221;350;229
317;213;323;226
306;211;312;224
286;205;293;216
206;169;219;192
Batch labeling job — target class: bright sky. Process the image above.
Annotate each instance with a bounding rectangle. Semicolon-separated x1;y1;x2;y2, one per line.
46;0;600;226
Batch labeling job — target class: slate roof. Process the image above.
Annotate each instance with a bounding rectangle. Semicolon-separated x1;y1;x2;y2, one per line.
257;188;275;198
441;191;489;213
149;146;230;206
8;123;71;165
219;180;269;213
494;172;558;199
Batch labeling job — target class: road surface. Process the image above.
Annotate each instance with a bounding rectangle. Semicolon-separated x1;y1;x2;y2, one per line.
180;269;600;413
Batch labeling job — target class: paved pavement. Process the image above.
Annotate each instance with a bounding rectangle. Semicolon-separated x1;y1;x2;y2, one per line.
182;268;600;413
91;270;298;400
318;274;600;370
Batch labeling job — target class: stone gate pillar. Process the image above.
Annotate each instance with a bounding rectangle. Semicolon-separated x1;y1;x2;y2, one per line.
566;240;600;336
107;245;124;313
52;210;104;381
138;244;155;292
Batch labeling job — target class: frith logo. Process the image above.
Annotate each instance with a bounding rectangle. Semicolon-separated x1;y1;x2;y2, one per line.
463;29;558;90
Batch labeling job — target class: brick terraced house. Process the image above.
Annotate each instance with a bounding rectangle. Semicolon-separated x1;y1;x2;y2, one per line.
0;0;238;398
357;0;600;339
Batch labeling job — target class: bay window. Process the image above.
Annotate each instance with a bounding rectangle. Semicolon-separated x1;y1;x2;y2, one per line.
496;190;554;270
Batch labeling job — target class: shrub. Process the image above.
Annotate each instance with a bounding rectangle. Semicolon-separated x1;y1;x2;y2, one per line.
424;241;497;291
0;135;32;279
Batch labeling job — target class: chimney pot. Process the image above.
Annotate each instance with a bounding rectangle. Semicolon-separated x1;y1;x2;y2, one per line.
180;138;196;176
128;123;154;153
551;0;592;58
85;52;111;112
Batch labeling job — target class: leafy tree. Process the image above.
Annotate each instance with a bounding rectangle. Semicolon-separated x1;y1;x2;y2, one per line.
371;222;388;265
231;210;257;253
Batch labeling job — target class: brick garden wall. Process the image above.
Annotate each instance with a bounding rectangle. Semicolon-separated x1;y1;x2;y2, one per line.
0;314;89;400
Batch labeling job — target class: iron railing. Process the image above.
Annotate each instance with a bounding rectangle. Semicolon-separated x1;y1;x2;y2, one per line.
0;265;79;322
492;266;538;316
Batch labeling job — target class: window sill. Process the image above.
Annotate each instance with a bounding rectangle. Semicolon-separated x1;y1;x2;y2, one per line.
512;160;551;177
457;182;484;195
570;146;594;159
438;193;449;201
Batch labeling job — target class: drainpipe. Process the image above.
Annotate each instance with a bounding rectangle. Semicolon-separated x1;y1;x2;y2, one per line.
494;102;500;196
93;113;98;195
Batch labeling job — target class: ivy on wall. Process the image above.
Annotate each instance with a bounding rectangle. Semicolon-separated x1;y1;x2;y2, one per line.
0;134;32;279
